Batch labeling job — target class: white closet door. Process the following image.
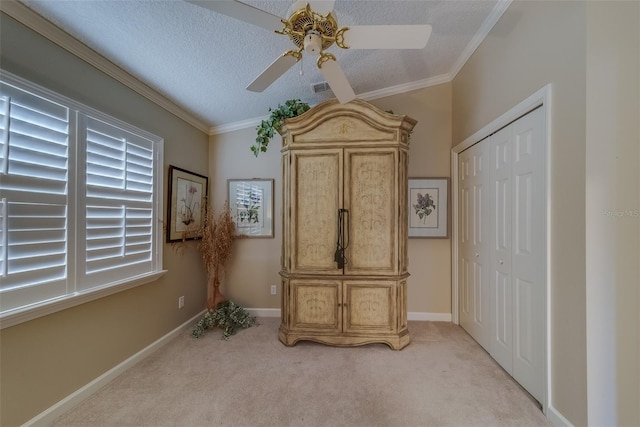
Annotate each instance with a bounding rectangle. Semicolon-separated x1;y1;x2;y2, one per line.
489;125;514;373
459;106;545;404
510;107;544;402
458;143;490;349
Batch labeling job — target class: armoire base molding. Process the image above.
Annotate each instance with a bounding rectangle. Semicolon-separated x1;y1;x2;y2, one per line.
278;325;410;350
248;308;452;322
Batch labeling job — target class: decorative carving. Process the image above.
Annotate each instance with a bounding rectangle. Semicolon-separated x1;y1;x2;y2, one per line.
295;285;337;326
295;153;339;270
294;116;394;143
338;122;349;135
348;153;394;270
349;287;390;327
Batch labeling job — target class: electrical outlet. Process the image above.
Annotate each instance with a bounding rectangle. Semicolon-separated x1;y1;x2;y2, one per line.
178;296;185;309
270;285;277;295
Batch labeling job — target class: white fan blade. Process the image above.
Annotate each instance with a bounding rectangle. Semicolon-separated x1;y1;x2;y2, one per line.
247;54;299;92
342;25;432;49
319;59;356;104
309;0;335;15
186;0;284;32
288;0;334;16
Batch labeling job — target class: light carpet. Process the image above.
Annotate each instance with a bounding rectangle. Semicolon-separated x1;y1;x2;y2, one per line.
52;318;551;427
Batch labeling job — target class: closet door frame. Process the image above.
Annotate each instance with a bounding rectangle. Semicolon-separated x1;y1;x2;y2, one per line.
450;85;551;414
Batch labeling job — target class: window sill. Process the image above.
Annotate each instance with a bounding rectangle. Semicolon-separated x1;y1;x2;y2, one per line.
0;270;168;329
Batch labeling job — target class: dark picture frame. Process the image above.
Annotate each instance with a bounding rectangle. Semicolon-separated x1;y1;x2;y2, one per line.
167;165;208;242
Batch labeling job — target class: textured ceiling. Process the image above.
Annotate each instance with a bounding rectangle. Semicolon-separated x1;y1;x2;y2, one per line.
20;0;503;132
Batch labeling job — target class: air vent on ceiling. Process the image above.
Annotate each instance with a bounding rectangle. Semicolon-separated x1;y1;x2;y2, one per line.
311;81;331;94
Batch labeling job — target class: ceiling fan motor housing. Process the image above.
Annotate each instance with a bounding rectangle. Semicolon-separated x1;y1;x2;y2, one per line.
304;31;322;55
283;3;338;52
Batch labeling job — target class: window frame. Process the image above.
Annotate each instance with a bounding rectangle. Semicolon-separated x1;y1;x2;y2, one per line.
0;70;166;329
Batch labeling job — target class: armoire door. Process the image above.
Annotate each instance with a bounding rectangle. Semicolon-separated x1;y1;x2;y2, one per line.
290;279;341;332
458;143;490;349
343;280;396;333
343;148;398;276
289;149;343;275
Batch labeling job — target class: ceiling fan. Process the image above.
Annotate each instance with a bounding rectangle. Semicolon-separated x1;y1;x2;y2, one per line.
186;0;432;104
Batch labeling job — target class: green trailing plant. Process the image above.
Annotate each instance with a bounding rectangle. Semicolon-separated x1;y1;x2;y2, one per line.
191;300;258;340
251;99;310;157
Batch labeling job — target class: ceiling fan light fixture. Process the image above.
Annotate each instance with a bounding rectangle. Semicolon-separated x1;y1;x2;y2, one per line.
304;31;322;55
278;3;338;51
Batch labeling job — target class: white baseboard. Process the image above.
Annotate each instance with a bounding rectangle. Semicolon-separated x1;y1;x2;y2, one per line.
24;310;206;427
247;308;281;318
408;312;452;322
547;405;574;427
248;308;452;322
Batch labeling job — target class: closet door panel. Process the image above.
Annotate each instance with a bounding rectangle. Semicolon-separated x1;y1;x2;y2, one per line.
459;150;474;333
510;107;544;403
458;143;489;348
490;126;513;372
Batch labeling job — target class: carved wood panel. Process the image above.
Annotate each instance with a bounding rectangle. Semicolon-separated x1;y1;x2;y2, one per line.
345;150;396;274
292;280;340;331
293;116;395;143
292;151;341;273
344;281;394;332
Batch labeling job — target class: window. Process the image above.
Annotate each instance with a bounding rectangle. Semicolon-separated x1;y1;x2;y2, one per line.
0;71;164;324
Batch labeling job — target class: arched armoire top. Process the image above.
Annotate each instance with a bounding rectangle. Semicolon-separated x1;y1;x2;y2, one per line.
280;98;416;149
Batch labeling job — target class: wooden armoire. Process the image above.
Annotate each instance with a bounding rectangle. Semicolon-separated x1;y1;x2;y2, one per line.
278;99;416;350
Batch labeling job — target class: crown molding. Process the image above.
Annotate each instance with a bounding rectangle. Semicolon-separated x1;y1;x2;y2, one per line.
209;73;451;135
210;114;269;135
359;73;452;102
1;0;211;134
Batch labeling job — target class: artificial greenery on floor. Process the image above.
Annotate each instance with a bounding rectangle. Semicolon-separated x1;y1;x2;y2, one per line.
251;99;310;157
191;300;258;340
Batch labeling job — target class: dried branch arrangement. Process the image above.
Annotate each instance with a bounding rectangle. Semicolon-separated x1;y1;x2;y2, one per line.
170;200;236;308
200;201;236;309
172;200;258;340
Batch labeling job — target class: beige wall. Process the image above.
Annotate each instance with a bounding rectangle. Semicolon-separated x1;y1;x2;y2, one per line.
585;2;640;426
453;1;587;425
210;83;453;315
452;1;588;424
209;126;283;308
0;13;209;426
453;1;640;425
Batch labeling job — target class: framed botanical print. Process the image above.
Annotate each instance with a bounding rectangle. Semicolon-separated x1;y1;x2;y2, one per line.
167;165;208;242
227;178;274;238
408;178;449;238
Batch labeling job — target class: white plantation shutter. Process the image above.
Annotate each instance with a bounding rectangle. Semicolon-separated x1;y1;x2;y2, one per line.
1;95;10;175
79;116;155;288
0;72;163;318
0;82;70;311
